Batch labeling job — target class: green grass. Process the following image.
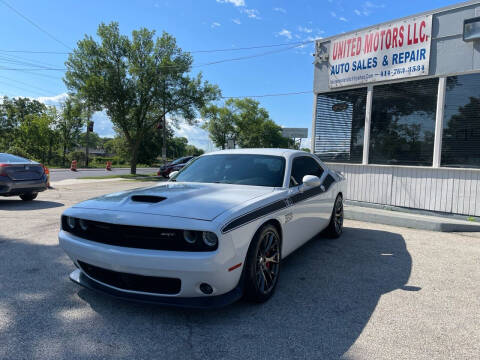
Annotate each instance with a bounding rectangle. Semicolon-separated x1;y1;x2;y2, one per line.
78;173;164;181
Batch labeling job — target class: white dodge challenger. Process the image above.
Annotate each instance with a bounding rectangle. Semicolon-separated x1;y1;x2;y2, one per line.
59;149;346;308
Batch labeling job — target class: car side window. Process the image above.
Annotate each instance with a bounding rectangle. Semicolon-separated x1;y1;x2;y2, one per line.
290;156;324;187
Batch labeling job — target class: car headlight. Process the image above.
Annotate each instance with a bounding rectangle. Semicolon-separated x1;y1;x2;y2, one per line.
66;216;76;230
202;232;218;247
79;219;88;231
183;230;198;244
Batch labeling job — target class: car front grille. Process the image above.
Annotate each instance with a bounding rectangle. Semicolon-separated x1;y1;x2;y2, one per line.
61;217;216;252
78;261;181;295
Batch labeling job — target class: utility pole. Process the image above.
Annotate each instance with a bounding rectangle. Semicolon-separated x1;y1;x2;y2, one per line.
85;116;94;168
162;115;167;164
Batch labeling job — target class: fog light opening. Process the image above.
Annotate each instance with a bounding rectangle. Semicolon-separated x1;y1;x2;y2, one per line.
199;283;213;295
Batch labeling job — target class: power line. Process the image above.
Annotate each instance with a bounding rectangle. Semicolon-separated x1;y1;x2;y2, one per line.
7;68;64;81
0;50;70;54
0;67;65;71
0;40;315;55
190;40;313;53
0;42;310;72
0;79;52;97
0;52;62;68
0;75;58;96
0;0;72;51
192;43;308;68
0;56;60;70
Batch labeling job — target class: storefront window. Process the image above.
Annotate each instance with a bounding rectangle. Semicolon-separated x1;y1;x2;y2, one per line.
441;74;480;168
369;78;438;166
314;88;366;163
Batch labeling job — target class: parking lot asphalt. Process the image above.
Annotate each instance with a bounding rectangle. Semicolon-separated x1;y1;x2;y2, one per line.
0;181;479;360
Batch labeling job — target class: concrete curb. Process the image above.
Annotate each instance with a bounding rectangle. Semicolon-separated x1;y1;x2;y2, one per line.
50;178;131;186
345;205;480;232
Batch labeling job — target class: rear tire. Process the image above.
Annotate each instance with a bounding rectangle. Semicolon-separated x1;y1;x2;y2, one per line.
324;194;343;238
243;224;281;303
19;193;38;201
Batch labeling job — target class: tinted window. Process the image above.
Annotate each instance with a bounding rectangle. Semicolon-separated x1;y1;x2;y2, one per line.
290;156;324;186
315;88;366;163
171;157;190;165
441;74;480;168
174;154;286;187
0;153;29;163
369;78;438;166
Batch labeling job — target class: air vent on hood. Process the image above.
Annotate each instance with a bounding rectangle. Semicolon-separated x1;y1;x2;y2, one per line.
131;195;167;203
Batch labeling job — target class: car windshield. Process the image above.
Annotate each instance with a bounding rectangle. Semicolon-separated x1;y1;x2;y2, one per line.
0;153;30;163
173;154;286;187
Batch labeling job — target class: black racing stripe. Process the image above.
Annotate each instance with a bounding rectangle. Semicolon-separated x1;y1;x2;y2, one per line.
222;174;338;233
290;185;323;204
222;199;287;233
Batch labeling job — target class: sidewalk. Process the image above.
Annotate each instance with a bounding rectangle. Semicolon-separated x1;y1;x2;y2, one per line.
345;203;480;232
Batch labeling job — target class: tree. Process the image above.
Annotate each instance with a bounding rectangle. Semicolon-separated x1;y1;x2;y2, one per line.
185;144;204;156
78;131;101;149
201;104;236;149
231;98;270;148
64;22;220;174
0;97;47;152
58;96;85;167
16;112;56;164
202;98;291;149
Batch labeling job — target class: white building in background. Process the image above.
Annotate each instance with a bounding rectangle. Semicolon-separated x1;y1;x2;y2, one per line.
312;1;480;217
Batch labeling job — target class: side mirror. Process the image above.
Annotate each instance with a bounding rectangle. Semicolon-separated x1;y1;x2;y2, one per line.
300;175;321;192
169;171;179;179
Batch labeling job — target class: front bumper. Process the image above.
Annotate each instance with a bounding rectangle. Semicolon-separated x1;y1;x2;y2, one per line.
0;175;48;196
69;269;243;308
59;230;244;302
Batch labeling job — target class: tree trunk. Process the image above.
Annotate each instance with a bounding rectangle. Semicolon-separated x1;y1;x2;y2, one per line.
130;147;138;175
48;138;53;165
63;144;67;168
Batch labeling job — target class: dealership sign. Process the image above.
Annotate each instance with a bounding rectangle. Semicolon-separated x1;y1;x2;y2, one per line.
328;15;432;88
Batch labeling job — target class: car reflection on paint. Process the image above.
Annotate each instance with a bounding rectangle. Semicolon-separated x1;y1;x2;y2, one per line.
157;156;194;178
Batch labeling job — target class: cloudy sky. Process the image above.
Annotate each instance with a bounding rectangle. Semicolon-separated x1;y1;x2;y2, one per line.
0;0;457;150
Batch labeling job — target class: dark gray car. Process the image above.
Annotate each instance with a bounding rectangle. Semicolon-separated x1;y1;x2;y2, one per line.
0;153;48;201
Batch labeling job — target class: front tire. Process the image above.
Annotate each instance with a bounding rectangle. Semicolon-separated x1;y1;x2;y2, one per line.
324;194;344;238
243;224;281;303
19;192;38;201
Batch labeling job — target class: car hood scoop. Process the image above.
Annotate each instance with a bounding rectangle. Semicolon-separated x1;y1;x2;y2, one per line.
131;195;167;203
73;182;273;221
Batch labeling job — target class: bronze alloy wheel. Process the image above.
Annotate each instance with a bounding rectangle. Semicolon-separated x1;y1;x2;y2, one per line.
255;230;280;295
244;224;281;302
324;194;344;238
333;195;344;234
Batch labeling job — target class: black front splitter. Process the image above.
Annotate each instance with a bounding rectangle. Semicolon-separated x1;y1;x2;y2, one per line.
69;269;243;309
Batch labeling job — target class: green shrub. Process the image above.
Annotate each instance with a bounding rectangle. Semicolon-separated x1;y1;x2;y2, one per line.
68;150;86;165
